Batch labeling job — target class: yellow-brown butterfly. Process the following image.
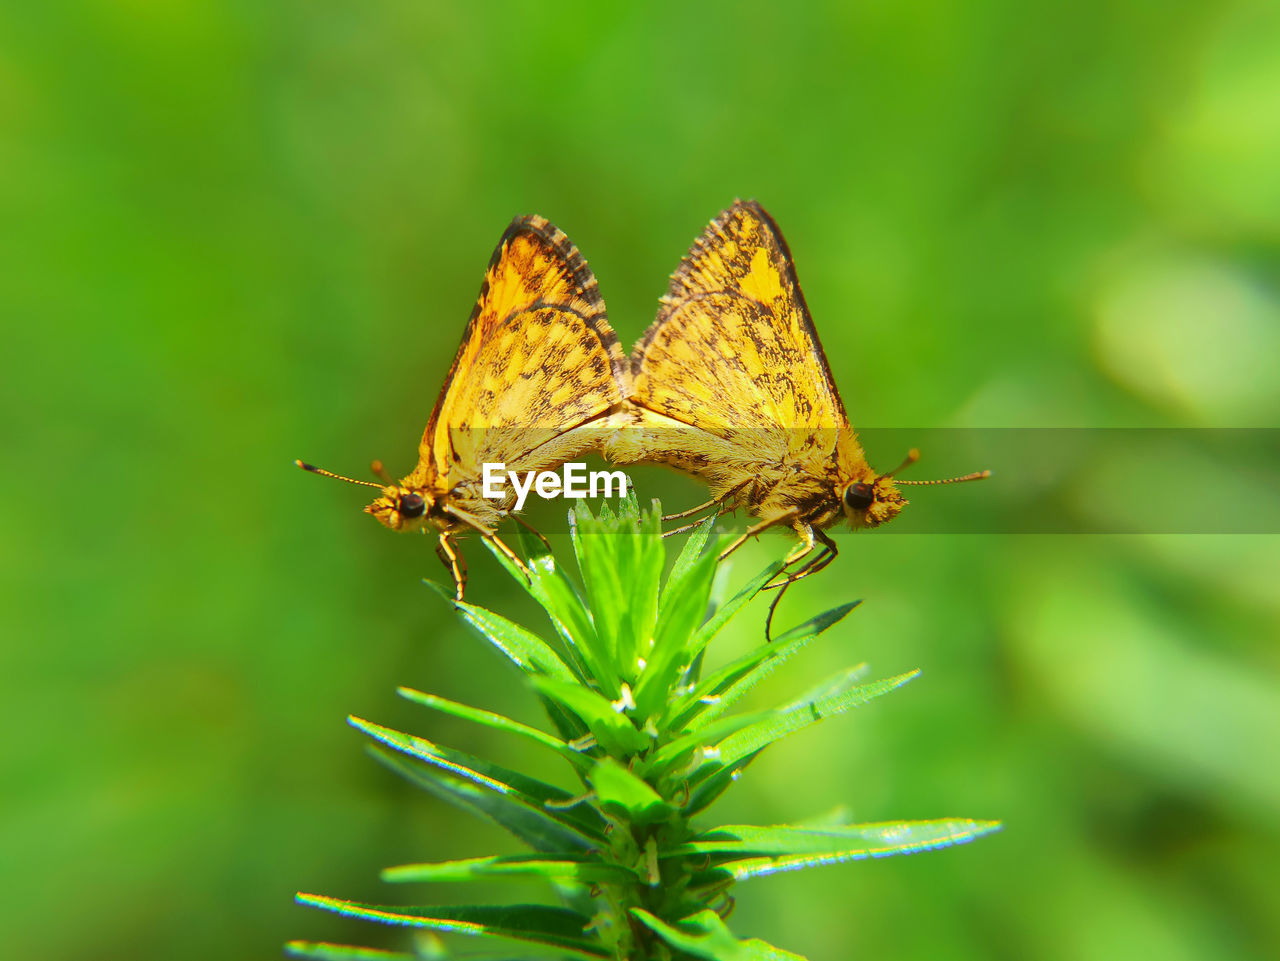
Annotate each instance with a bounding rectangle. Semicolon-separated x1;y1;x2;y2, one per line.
299;215;629;598
606;200;987;634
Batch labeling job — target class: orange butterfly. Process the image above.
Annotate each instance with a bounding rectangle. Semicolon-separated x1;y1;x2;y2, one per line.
607;200;987;632
299;215;629;598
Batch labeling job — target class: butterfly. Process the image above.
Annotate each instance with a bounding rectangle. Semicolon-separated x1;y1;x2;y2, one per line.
606;200;987;634
299;215;629;599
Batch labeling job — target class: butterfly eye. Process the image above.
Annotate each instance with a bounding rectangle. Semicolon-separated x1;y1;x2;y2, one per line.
398;492;426;519
843;483;874;511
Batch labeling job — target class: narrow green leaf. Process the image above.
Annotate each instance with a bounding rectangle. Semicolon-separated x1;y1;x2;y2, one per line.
633;544;720;720
587;757;673;824
568;502;621;670
530;677;650;756
350;716;590;811
570;500;663;685
481;540;613;694
669;638;813;733
538;691;592;744
683;750;761;816
691;560;785;650
630;908;807;961
677;819;1003;879
781;662;871;708
664;513;717;589
284;942;415;961
768;598;863;646
395;687;588;773
296;894;608;959
425;580;578;683
597;493;620;524
699;670;921;775
513;520;553;560
669;600;860;732
368;746;598;853
640;710;771;779
382;853;635;885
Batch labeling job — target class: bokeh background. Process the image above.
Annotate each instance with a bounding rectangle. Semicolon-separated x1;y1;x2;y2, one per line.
4;2;1279;959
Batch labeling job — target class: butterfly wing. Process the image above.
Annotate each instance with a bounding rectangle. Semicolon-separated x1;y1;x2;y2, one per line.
413;216;627;507
620;201;866;501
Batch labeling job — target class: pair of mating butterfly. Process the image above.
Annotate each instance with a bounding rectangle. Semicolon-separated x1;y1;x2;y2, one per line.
300;201;987;630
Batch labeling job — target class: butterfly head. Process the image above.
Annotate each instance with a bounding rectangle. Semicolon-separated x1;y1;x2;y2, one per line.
840;475;907;529
365;486;435;533
296;460;439;533
839;449;992;530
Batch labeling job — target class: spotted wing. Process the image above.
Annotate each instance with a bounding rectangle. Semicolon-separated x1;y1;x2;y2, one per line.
419;216;627;496
622;201;858;494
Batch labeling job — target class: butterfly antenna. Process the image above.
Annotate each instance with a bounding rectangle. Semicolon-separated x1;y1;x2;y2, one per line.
295;459;387;490
881;447;991;486
897;469;991;486
881;448;921;479
370;459;393;484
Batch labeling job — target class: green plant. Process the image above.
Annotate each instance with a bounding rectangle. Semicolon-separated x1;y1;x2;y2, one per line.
288;495;999;960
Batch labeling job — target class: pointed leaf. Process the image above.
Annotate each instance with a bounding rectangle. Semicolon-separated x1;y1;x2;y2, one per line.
482;539;610;693
631;908;807;960
514;521;553;561
669;601;860;731
768;598;862;647
296;895;608;959
697;670;920;776
691;560;784;649
640;710;771;779
586;757;673;824
350;717;599;824
366;746;599;853
382;853;635;885
570;500;663;684
395;687;588;772
633;544;720;720
664;513;717;589
529;678;650;756
425;580;577;682
679;819;1003;879
782;662;871;707
284;942;415;961
684;750;762;816
538;690;592;744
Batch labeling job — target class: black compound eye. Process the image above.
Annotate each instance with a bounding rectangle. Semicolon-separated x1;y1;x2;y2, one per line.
398;492;426;519
843;482;874;511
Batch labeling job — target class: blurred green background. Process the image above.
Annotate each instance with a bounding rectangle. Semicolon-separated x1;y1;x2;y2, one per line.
4;2;1278;959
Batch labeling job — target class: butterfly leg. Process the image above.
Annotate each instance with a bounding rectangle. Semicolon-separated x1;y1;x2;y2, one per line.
486;532;534;582
761;524;816;590
788;528;838;585
662;497;721;522
764;527;838;641
664;516;717;538
661;478;751;530
717;507;802;561
511;512;553;555
442;504;533;585
436;531;468;601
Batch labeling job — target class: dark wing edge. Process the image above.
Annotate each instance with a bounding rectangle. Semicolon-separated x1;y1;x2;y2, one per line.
630;199;849;424
736;200;848;424
424;214;627;446
518;215;630;395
